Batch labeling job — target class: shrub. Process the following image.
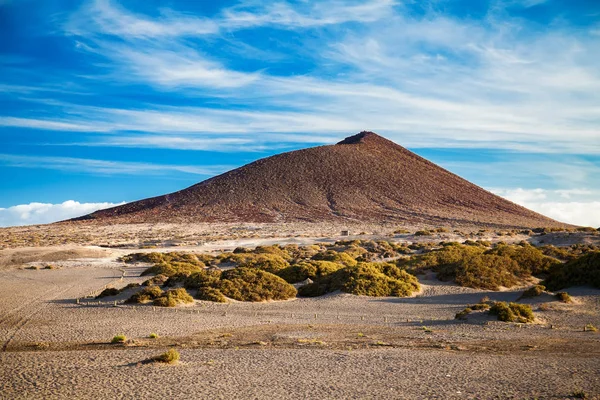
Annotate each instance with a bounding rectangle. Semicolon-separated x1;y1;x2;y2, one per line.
470;302;491;311
96;287;121;298
298;262;420;298
556;292;572;303
196;287;227;303
149;333;159;339
455;308;472;320
142;274;169;286
520;285;546;298
111;334;126;344
312;250;358;267
543;252;600;291
584;324;598;332
253;245;293;261
217;268;297;302
184;269;222;289
414;230;432;236
126;286;163;304
141;261;205;277
122;252;205;265
489;302;535;323
153;288;194;307
123;283;140;290
238;254;290;273
437;254;521;290
276;260;343;283
153;348;180;364
408;244;530;290
486;244;560;275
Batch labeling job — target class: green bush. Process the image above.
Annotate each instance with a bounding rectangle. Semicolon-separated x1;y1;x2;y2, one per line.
238;254;290;273
312;250;358;267
149;333;159;339
184;269;222;289
141;261;206;277
408;244;540;290
520;285;546;298
556;292;572;303
276;260;344;283
196;287;227;303
486;244;560;275
153;348;180;364
455;308;472;320
142;274;169;286
96;287;121;298
543;252;600;291
126;286;163;304
253;245;293;261
217;268;297;302
298;262;420;298
489;302;535;323
153;288;194;307
470;302;491;310
122;252;205;265
111;334;126;344
414;230;432;236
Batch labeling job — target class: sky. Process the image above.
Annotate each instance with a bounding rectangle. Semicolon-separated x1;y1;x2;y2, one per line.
0;0;599;227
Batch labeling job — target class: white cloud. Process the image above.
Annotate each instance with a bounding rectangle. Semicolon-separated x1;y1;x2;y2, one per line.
10;0;583;155
493;188;600;227
0;200;126;227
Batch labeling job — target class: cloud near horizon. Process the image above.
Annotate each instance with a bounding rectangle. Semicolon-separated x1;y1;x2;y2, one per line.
492;188;600;227
0;200;126;227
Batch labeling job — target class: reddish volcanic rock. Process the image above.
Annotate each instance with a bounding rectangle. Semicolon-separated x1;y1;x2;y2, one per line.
72;132;563;228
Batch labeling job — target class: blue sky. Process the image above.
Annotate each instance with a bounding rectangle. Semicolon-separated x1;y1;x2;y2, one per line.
1;0;599;227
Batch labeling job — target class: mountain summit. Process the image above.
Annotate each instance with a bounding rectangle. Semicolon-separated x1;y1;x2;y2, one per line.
74;132;561;228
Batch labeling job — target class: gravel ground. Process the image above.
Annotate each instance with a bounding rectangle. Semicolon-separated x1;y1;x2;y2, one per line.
1;247;599;399
2;347;599;400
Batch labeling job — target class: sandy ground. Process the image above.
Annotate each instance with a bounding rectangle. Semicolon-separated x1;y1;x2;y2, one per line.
1;230;600;399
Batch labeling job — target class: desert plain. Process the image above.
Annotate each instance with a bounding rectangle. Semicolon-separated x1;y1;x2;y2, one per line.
1;223;599;400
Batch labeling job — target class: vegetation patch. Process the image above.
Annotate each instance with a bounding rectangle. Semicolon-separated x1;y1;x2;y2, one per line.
407;243;560;290
153;348;180;364
455;308;472;320
196;287;228;303
543;252;600;291
298;262;420;297
96;287;121;298
142;274;169;286
520;285;546;299
153;288;194;307
218;268;297;302
276;260;344;283
141;261;205;277
555;292;572;303
489;302;535;323
111;334;126;344
486;243;560;275
312;250;358;267
126;286;164;304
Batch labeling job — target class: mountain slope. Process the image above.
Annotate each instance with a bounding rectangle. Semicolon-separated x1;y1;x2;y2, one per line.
74;132;563;228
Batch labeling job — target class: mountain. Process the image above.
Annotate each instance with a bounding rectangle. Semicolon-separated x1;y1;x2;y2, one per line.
73;132;563;228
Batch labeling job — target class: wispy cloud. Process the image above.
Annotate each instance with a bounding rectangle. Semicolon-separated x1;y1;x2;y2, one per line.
1;0;599;208
0;154;233;176
5;0;594;155
0;200;126;227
